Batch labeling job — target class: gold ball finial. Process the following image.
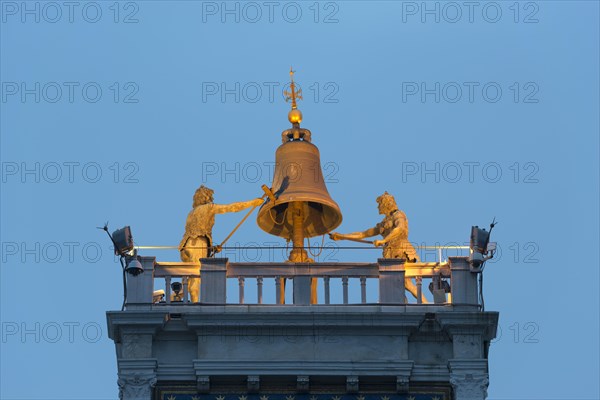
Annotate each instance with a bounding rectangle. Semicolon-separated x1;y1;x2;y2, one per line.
288;108;303;124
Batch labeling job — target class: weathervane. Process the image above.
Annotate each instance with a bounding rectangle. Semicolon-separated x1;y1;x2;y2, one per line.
284;67;302;109
284;67;303;125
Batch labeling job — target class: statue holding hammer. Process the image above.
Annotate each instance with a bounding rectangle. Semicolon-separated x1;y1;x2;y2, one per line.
329;192;426;302
179;185;264;302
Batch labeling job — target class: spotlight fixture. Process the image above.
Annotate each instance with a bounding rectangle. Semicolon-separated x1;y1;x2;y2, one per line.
98;223;142;310
468;218;497;268
112;226;135;256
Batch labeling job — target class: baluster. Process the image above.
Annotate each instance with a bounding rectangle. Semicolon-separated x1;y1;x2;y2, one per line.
432;274;442;304
182;276;189;303
324;276;330;305
165;276;171;304
438;247;443;263
238;277;245;304
275;276;283;304
342;276;349;304
257;277;263;304
416;276;422;304
360;276;367;304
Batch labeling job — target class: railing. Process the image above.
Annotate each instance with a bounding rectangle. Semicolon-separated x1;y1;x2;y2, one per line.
124;256;482;309
135;244;469;264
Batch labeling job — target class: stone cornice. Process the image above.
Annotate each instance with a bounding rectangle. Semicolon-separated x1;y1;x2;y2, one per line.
192;360;415;376
106;311;169;341
436;311;499;340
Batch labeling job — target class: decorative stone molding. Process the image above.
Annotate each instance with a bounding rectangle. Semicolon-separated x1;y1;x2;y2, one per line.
192;360;416;376
449;373;489;400
197;375;210;393
396;376;410;393
248;375;260;392
297;375;310;392
346;376;359;393
117;359;158;400
448;359;489;400
118;373;157;400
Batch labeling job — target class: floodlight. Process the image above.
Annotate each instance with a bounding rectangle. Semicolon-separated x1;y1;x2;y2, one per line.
98;222;143;310
468;219;497;268
112;226;134;256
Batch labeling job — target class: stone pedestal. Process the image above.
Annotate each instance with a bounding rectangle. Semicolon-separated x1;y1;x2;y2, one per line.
200;257;228;303
378;258;406;303
448;257;478;307
125;257;156;310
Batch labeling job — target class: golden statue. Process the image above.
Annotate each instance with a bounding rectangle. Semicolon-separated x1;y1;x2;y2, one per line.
179;185;263;302
329;192;426;303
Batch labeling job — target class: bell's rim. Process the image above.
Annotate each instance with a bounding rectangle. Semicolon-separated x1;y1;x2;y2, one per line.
256;199;343;238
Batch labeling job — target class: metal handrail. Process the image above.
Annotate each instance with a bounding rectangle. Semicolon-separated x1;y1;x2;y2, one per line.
154;261;451;279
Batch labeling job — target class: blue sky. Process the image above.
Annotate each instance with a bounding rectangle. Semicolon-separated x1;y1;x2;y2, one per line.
1;1;599;399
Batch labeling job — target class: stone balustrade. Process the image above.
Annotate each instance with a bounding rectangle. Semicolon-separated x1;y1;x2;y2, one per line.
125;256;481;310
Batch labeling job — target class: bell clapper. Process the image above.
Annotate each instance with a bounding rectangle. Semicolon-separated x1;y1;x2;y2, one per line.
288;201;314;263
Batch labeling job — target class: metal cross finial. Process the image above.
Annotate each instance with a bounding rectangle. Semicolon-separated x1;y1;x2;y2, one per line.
284;66;303;110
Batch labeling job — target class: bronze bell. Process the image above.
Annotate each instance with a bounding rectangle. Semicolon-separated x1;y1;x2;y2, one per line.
257;125;343;262
257;68;342;265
